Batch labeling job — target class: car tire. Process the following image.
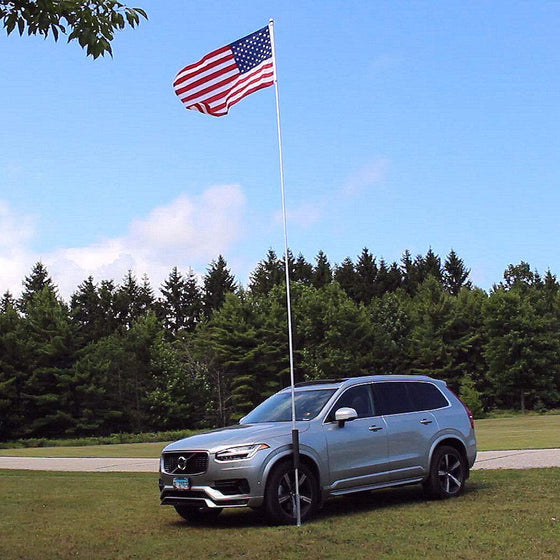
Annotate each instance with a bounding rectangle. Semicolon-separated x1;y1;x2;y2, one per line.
424;445;467;499
264;460;318;525
174;504;222;523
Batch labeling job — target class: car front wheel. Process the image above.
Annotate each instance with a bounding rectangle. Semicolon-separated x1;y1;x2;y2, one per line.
264;461;318;524
424;445;467;499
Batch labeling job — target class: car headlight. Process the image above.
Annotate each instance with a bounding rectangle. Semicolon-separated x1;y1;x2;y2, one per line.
215;443;270;462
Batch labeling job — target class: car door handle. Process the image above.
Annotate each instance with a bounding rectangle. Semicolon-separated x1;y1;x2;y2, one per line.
369;425;383;432
420;419;433;425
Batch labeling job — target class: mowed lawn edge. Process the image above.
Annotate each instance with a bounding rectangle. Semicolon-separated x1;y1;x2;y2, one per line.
0;414;559;458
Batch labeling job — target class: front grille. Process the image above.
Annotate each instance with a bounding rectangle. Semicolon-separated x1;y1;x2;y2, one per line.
162;452;208;475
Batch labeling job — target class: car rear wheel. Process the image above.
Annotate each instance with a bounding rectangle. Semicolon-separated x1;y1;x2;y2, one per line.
174;504;222;523
424;445;466;499
264;461;318;524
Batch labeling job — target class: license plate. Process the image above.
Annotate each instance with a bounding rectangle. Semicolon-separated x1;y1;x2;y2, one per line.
173;477;191;490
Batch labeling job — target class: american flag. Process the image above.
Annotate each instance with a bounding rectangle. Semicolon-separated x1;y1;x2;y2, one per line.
173;25;275;117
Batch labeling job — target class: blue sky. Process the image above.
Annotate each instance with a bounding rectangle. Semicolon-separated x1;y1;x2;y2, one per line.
2;1;560;298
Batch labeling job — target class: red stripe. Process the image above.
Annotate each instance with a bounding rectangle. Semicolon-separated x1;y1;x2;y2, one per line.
210;71;274;115
175;45;230;77
174;61;238;96
227;67;274;100
179;72;239;105
173;51;234;88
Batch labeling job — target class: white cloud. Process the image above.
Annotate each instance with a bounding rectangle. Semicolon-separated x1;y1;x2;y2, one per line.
342;158;389;196
0;184;246;299
273;201;322;229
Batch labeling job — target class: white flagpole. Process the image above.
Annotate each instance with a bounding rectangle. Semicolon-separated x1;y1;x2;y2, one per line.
269;18;301;527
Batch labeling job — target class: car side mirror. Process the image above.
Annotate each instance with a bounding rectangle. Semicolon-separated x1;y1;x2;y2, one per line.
335;407;358;427
239;416;247;424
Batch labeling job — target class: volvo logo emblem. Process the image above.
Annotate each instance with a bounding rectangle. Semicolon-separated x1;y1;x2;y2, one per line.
177;456;188;471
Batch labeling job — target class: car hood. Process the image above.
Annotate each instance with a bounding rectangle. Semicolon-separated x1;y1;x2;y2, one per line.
163;422;310;454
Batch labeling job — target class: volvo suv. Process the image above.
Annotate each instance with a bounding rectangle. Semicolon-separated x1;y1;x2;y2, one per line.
159;375;476;524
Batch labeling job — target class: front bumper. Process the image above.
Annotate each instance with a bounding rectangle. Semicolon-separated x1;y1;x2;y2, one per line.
159;451;266;509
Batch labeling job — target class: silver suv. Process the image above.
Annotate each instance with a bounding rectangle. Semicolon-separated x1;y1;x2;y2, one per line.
159;375;476;524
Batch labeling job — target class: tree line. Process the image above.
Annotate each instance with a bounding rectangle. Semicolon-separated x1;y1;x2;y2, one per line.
1;248;559;441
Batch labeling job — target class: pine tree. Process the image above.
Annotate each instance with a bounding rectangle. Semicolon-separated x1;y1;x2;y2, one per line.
334;257;356;299
0;302;25;440
312;251;332;288
70;276;117;344
159;267;202;334
354;247;377;303
203;255;237;318
423;248;443;283
443;250;472;295
249;249;284;296
293;253;313;285
19;262;57;314
114;271;154;329
20;288;76;437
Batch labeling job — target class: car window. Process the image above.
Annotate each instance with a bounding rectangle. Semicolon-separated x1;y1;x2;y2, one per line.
241;389;336;423
407;382;449;411
326;384;374;421
372;382;414;415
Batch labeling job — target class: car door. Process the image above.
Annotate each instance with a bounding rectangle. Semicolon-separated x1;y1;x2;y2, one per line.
372;382;439;480
322;383;390;492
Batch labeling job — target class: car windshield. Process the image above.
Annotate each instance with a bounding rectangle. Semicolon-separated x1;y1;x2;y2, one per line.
241;389;337;423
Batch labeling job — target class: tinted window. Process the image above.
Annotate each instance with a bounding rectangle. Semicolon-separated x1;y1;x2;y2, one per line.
327;384;374;421
372;382;414;415
408;382;448;411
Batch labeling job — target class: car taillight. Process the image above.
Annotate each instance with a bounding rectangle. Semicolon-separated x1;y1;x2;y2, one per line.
462;403;475;430
449;388;475;430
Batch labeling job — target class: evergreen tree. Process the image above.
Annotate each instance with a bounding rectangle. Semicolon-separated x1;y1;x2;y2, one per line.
312;250;332;289
354;247;377;303
70;276;117;345
423;248;443;283
443;250;472;295
1;290;16;313
20;288;76;437
203;255;237;318
159;267;202;334
334;257;356;299
373;258;402;297
18;261;57;313
0;302;25;440
114;271;154;329
293;253;313;285
249;249;284;296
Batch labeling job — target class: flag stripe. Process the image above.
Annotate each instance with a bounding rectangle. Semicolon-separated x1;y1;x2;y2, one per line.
173;25;274;117
174;51;235;89
200;60;274;115
178;70;239;105
173;45;231;81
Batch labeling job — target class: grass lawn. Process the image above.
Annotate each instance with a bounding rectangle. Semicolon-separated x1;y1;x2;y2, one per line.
1;414;559;458
475;414;560;451
0;469;558;559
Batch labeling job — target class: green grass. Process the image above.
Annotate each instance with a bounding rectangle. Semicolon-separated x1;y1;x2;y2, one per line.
475;414;560;451
0;441;169;458
0;469;558;559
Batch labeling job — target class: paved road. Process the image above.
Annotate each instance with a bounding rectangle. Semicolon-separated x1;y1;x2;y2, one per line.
0;449;559;472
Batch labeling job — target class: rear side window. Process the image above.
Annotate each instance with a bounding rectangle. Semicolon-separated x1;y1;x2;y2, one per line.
372;381;449;415
372;382;414;415
408;382;449;411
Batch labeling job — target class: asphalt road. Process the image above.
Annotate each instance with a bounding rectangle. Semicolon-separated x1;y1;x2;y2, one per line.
0;448;559;472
